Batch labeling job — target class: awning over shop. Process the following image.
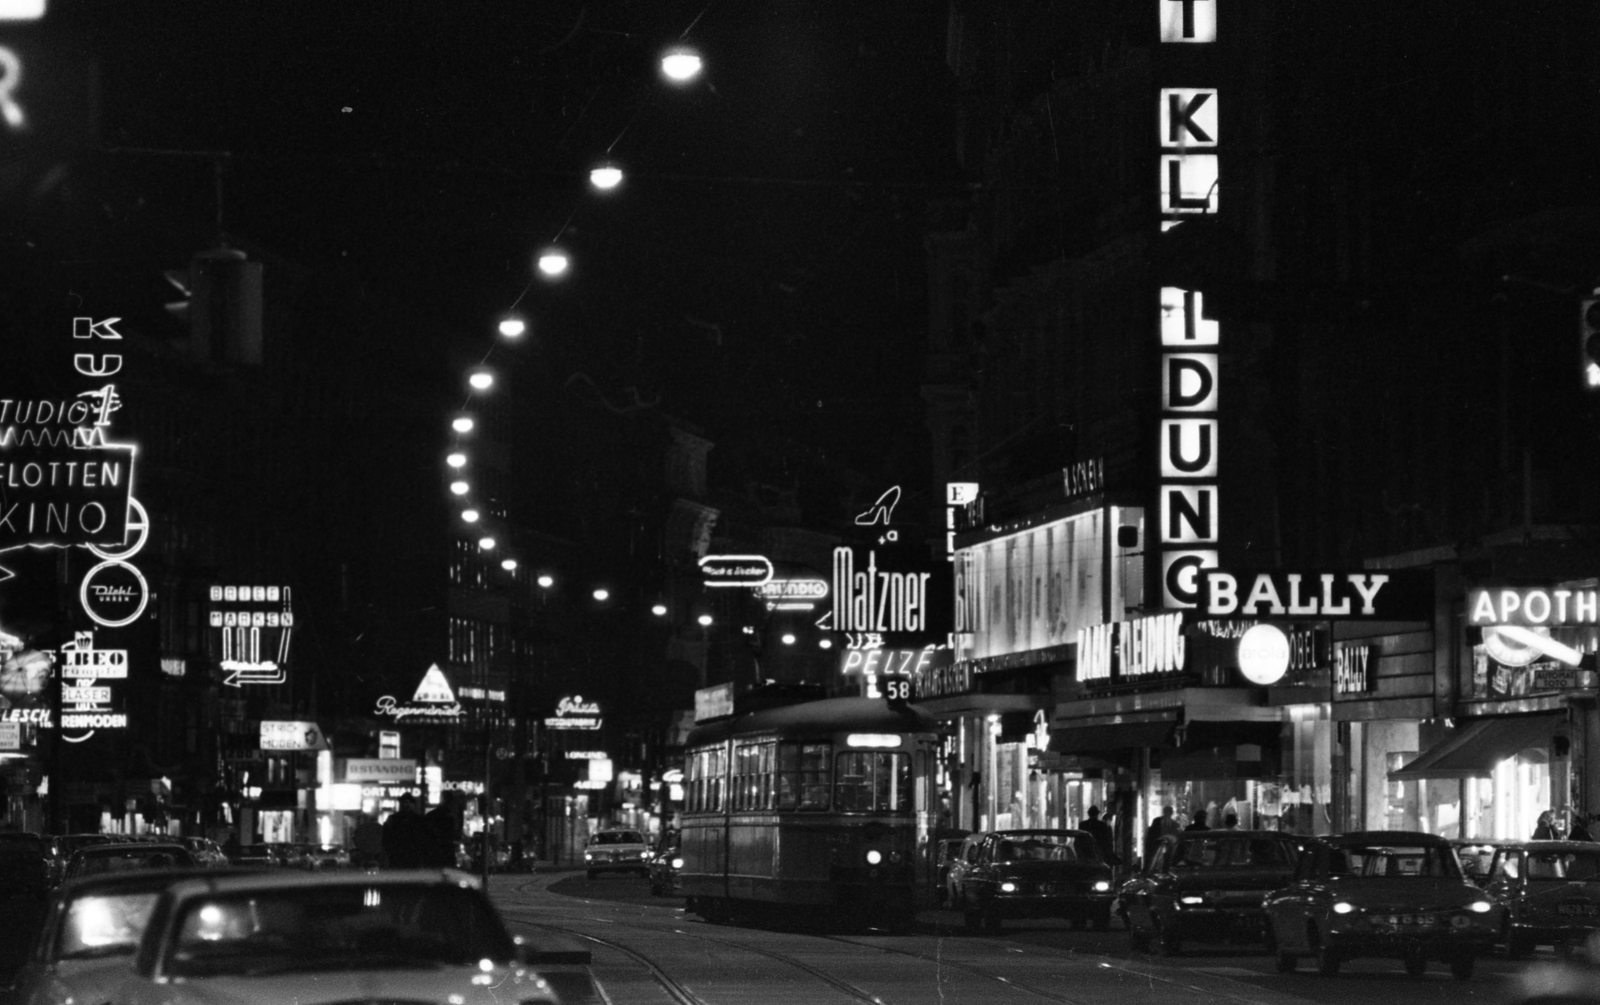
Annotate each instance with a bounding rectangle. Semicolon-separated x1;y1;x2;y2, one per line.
1389;713;1566;781
1052;716;1177;754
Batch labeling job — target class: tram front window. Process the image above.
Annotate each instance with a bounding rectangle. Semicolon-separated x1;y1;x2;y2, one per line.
834;752;911;813
778;742;831;810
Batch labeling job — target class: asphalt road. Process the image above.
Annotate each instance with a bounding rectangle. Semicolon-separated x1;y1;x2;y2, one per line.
491;871;1553;1005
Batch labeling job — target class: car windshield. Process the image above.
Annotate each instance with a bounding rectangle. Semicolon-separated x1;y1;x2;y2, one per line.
1526;851;1600;882
995;834;1097;863
74;847;192;876
58;892;161;960
164;883;515;978
1171;836;1296;869
1456;844;1497;878
1332;844;1461;878
590;832;644;846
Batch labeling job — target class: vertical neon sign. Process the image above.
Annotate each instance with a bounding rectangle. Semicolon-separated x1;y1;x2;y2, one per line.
1157;10;1220;608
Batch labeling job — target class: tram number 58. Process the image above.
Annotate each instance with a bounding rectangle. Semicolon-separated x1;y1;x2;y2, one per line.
884;678;911;701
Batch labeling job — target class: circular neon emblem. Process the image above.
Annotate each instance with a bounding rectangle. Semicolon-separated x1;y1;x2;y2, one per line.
79;560;149;628
1237;624;1290;685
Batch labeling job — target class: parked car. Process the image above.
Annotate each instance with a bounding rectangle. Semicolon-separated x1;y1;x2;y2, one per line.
290;843;351;871
1478;840;1600;958
180;837;229;869
934;836;968;906
0;831;51;900
1265;831;1502;979
63;842;197;883
1121;830;1302;955
45;834;115;887
228;843;287;868
109;870;558;1005
648;833;682;897
584;829;650;879
946;829;1115;931
10;868;220;1005
1452;839;1506;887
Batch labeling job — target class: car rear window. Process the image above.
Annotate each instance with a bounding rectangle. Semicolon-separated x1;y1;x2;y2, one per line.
1331;844;1460;878
1527;851;1600;881
590;832;644;846
995;833;1097;863
1172;836;1296;869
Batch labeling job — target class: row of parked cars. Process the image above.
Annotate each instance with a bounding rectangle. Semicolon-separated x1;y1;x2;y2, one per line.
937;826;1600;982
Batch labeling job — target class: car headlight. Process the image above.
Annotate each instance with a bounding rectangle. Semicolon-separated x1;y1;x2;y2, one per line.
584;852;593;860
1332;902;1355;914
1180;895;1204;905
1001;881;1017;893
672;857;683;869
1469;901;1492;913
1094;880;1111;892
865;849;883;865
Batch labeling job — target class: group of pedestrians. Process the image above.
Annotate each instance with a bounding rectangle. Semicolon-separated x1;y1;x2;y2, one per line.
1534;809;1598;842
351;793;461;869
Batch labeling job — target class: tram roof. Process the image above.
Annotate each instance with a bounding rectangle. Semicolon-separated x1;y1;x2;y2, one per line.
685;696;938;746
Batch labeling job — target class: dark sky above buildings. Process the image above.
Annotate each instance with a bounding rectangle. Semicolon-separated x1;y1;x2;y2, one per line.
29;0;960;504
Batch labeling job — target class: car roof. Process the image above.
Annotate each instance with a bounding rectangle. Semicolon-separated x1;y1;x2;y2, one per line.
77;842;190;855
1316;831;1450;847
987;829;1090;838
161;868;481;901
58;867;253;897
1502;840;1600;852
1166;830;1296;840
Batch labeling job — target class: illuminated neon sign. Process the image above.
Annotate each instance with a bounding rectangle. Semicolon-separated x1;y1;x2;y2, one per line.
79;559;148;628
373;663;464;722
698;554;773;588
56;631;128;740
209;585;293;686
544;694;602;730
831;547;933;634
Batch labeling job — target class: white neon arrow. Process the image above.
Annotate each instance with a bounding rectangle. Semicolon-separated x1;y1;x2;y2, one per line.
1496;625;1584;667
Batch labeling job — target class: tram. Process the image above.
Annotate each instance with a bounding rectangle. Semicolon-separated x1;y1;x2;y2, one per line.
679;695;941;929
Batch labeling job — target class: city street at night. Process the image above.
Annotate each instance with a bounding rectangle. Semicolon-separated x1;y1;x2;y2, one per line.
494;872;1540;1005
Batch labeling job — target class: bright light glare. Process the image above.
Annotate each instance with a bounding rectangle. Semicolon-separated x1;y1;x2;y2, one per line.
651;604;668;617
819;639;833;649
697;614;713;627
1332;902;1355;914
661;49;703;82
537;250;570;277
449;481;469;495
446;452;467;468
452;416;475;433
866;850;883;866
501;558;517;571
592;588;610;602
589;165;624;190
478;536;496;551
498;317;526;338
469;371;494;391
461;509;480;523
537;575;554;588
781;633;796;645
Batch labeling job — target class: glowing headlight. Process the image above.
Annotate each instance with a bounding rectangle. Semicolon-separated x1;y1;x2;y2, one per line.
1001;882;1018;893
1469;901;1492;913
1332;902;1355;914
1180;895;1204;905
865;849;882;865
1094;880;1111;892
584;852;593;860
672;857;683;869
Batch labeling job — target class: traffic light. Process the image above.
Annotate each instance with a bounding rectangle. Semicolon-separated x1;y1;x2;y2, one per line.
1582;296;1600;391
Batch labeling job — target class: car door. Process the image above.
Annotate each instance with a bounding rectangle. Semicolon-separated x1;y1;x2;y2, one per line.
1267;844;1320;950
949;837;979;903
964;837;995;908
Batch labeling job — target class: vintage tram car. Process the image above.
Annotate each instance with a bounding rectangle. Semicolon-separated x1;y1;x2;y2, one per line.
680;696;940;929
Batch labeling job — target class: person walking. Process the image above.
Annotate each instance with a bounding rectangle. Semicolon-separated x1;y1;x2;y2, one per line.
1184;809;1210;832
353;812;385;869
382;793;427;868
422;795;459;868
1534;809;1557;840
1080;805;1119;866
1144;805;1180;866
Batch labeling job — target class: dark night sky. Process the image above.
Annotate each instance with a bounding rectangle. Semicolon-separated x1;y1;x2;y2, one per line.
31;0;961;496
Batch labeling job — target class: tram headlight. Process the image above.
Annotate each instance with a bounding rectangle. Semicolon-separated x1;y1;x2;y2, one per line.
865;849;883;865
1093;880;1111;892
672;857;684;870
1001;882;1018;893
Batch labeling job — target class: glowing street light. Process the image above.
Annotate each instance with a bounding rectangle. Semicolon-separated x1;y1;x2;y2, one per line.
661;48;703;83
452;415;475;434
651;603;668;617
537;574;554;589
449;481;470;496
697;614;713;627
498;317;526;338
589;164;624;190
468;369;494;391
781;633;796;645
592;588;610;602
537;249;570;278
478;536;496;551
446;452;467;468
818;639;834;650
501;558;518;572
461;509;480;523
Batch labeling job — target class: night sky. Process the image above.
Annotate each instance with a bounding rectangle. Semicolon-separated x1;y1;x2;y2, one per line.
25;0;960;501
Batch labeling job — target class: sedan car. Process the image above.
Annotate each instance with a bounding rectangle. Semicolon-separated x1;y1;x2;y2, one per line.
63;842;197;883
947;829;1114;931
584;829;649;879
10;868;229;1005
112;869;558;1005
1265;831;1503;979
181;837;230;869
1121;830;1301;955
1479;840;1600;958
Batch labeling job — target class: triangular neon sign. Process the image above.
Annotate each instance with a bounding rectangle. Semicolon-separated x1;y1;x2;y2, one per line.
412;663;457;704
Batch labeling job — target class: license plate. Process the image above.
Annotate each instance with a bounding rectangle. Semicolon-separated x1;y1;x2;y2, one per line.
1385;914;1437;927
1558;902;1600;917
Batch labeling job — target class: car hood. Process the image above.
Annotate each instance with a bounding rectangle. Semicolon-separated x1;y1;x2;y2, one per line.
14;956;136;1005
993;861;1112;881
1163;869;1294;893
1327;877;1486;909
127;964;554;1005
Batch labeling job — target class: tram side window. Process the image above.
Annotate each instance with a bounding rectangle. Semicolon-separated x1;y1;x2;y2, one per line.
734;744;770;811
834;752;911;813
777;742;831;810
688;746;727;813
